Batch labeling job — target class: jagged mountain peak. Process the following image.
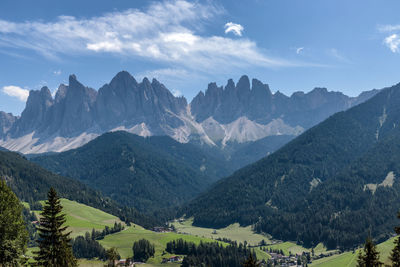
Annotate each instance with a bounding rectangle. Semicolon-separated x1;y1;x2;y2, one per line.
310;87;328;94
142;77;151;86
0;72;379;154
110;70;138;87
236;75;250;91
68;74;77;84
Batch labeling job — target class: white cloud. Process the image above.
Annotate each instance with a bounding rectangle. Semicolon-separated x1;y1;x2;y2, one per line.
224;22;244;36
378;24;400;32
328;48;350;63
172;89;183;97
384;34;400;53
2;85;29;101
0;0;299;73
53;70;61;75
378;24;400;53
296;47;304;54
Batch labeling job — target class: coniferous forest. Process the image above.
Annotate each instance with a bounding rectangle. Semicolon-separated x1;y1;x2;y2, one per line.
3;2;400;264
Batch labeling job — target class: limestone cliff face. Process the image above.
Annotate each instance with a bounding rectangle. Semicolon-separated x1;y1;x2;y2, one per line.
0;71;378;154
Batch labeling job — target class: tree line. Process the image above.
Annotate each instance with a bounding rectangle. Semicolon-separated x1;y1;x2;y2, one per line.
5;179;400;266
166;238;257;267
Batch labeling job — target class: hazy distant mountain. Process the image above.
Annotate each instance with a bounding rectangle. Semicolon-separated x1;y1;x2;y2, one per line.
183;82;400;249
0;71;378;156
0;111;17;138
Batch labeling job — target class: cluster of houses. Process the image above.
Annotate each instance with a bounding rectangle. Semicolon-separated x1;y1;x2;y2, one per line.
152;226;173;233
161;255;182;263
114;259;150;266
265;251;311;266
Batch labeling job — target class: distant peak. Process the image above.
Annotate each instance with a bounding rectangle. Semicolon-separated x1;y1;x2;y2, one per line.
151;78;160;86
39;86;53;98
40;86;50;92
310;87;328;94
110;70;137;86
69;74;77;82
142;77;151;87
227;79;235;87
114;70;133;80
116;70;130;76
237;75;250;91
208;82;218;89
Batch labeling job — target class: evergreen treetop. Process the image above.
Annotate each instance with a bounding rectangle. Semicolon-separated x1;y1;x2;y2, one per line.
0;179;28;266
357;236;383;267
34;187;77;267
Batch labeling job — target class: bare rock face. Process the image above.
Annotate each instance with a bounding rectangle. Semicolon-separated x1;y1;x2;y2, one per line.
0;71;379;154
55;75;98;136
10;86;54;136
96;71;187;132
0;111;17;138
190;75;360;129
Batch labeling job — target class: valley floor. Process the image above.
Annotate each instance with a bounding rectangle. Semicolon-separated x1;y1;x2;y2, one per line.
26;199;397;266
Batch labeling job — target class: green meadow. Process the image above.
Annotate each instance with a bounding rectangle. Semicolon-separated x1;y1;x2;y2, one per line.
310;237;396;267
99;223;269;265
172;218;271;246
28;198;399;267
27;199;269;266
32;198;123;238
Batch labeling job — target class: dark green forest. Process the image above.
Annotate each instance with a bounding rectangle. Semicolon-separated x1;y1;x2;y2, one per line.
166;239;256;267
0;150;159;228
31;131;228;217
183;83;400;249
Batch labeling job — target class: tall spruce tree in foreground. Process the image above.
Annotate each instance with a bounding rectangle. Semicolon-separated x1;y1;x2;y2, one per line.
390;212;400;267
34;188;77;267
357;236;383;267
0;179;28;266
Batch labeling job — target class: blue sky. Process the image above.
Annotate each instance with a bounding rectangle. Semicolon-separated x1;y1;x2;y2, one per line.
1;0;400;115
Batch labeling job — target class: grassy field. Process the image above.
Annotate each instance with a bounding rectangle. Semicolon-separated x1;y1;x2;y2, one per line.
60;199;124;237
310;237;396;267
27;199;269;266
32;198;123;237
263;241;311;255
171;218;271;246
25;198;399;266
99;223;269;266
262;241;337;256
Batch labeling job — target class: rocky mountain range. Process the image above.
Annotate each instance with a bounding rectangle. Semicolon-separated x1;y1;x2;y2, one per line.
0;71;378;154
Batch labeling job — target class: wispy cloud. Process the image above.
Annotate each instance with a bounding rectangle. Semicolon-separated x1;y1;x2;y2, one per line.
378;24;400;53
0;0;298;74
2;85;29;101
171;89;183;97
224;22;244;36
296;47;304;54
328;48;350;63
378;24;400;32
384;34;400;53
53;70;61;75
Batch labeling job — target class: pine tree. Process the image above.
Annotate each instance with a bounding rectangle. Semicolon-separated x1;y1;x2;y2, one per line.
357;236;383;267
390;212;400;267
242;253;260;267
34;188;77;267
106;247;120;267
132;239;155;262
0;179;28;266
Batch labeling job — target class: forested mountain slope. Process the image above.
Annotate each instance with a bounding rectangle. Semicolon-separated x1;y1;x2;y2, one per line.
32;131;222;214
0;150;157;227
183;82;400;249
